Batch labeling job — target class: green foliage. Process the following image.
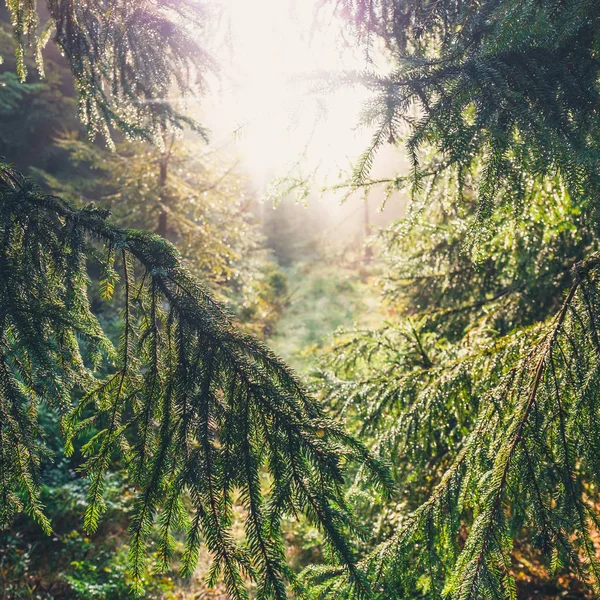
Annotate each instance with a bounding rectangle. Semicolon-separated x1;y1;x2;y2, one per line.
312;176;600;597
335;0;600;226
306;1;600;597
6;0;600;597
34;134;272;310
3;0;212;147
0;164;388;597
1;6;329;594
0;71;45;110
0;19;80;174
269;263;381;371
0;465;180;599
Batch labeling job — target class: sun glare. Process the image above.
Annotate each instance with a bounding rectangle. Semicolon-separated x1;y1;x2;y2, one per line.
204;0;375;187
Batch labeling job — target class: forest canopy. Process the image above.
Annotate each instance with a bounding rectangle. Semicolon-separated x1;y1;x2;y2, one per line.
2;0;600;599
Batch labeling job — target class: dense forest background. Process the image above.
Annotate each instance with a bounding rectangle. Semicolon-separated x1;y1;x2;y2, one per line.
2;1;600;599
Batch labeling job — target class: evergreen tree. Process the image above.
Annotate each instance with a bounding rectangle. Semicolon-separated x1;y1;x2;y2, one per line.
336;0;600;221
0;12;80;175
37;134;273;314
2;0;212;147
306;0;600;598
0;2;389;597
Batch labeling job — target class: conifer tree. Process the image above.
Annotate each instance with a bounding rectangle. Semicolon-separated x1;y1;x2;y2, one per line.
38;134;270;309
306;0;600;597
3;0;212;147
0;2;389;597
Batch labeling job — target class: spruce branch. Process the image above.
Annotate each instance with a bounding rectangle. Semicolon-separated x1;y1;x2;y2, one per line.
0;164;389;597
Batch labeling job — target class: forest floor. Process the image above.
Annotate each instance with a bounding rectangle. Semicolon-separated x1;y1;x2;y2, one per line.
269;259;383;371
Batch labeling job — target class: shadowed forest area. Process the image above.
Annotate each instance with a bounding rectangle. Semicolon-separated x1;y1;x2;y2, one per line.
2;1;600;599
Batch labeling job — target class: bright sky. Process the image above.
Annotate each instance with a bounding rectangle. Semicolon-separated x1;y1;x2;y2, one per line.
201;0;380;189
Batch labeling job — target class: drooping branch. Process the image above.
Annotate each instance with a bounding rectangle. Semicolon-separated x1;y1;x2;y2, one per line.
0;164;391;597
308;255;600;599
